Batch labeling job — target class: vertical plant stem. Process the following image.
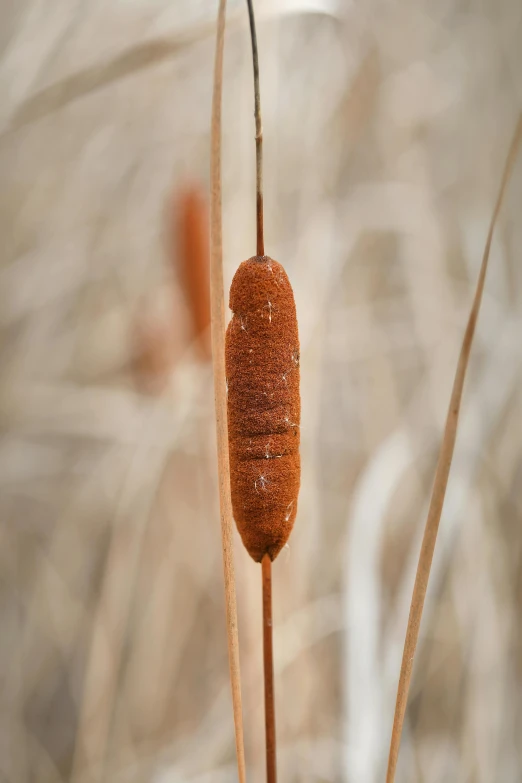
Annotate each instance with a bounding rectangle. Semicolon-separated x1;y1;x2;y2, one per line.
262;554;276;783
246;0;264;256
385;113;522;783
210;3;247;782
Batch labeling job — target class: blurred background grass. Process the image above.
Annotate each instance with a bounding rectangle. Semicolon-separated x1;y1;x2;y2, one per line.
1;1;522;781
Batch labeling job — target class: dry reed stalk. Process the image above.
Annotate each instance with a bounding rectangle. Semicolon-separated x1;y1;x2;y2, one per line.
210;2;247;783
385;113;522;783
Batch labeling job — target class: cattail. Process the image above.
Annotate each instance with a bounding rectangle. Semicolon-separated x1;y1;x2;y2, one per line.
225;257;300;561
224;0;301;564
223;2;300;782
174;185;212;359
132;183;211;395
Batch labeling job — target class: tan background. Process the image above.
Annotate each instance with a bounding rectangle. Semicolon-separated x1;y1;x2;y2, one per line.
1;1;522;781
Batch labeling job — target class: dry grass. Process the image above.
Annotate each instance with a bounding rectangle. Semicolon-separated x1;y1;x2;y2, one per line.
385;113;522;783
1;1;522;782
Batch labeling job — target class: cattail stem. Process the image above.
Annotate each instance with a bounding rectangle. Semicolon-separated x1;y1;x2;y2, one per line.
262;553;276;783
246;0;264;256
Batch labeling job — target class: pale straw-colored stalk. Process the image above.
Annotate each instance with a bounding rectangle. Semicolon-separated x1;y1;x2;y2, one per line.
385;113;522;783
210;2;247;782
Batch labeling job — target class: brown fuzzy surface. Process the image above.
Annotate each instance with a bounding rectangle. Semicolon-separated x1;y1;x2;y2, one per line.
225;256;301;561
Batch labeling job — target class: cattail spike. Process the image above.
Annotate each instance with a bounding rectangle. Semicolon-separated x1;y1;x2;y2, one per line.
226;256;301;562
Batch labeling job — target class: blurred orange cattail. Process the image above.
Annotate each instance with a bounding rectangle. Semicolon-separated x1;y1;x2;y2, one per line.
173;185;211;358
131;183;211;394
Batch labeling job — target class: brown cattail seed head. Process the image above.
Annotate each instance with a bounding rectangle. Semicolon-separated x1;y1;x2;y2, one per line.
174;185;211;358
225;256;300;561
